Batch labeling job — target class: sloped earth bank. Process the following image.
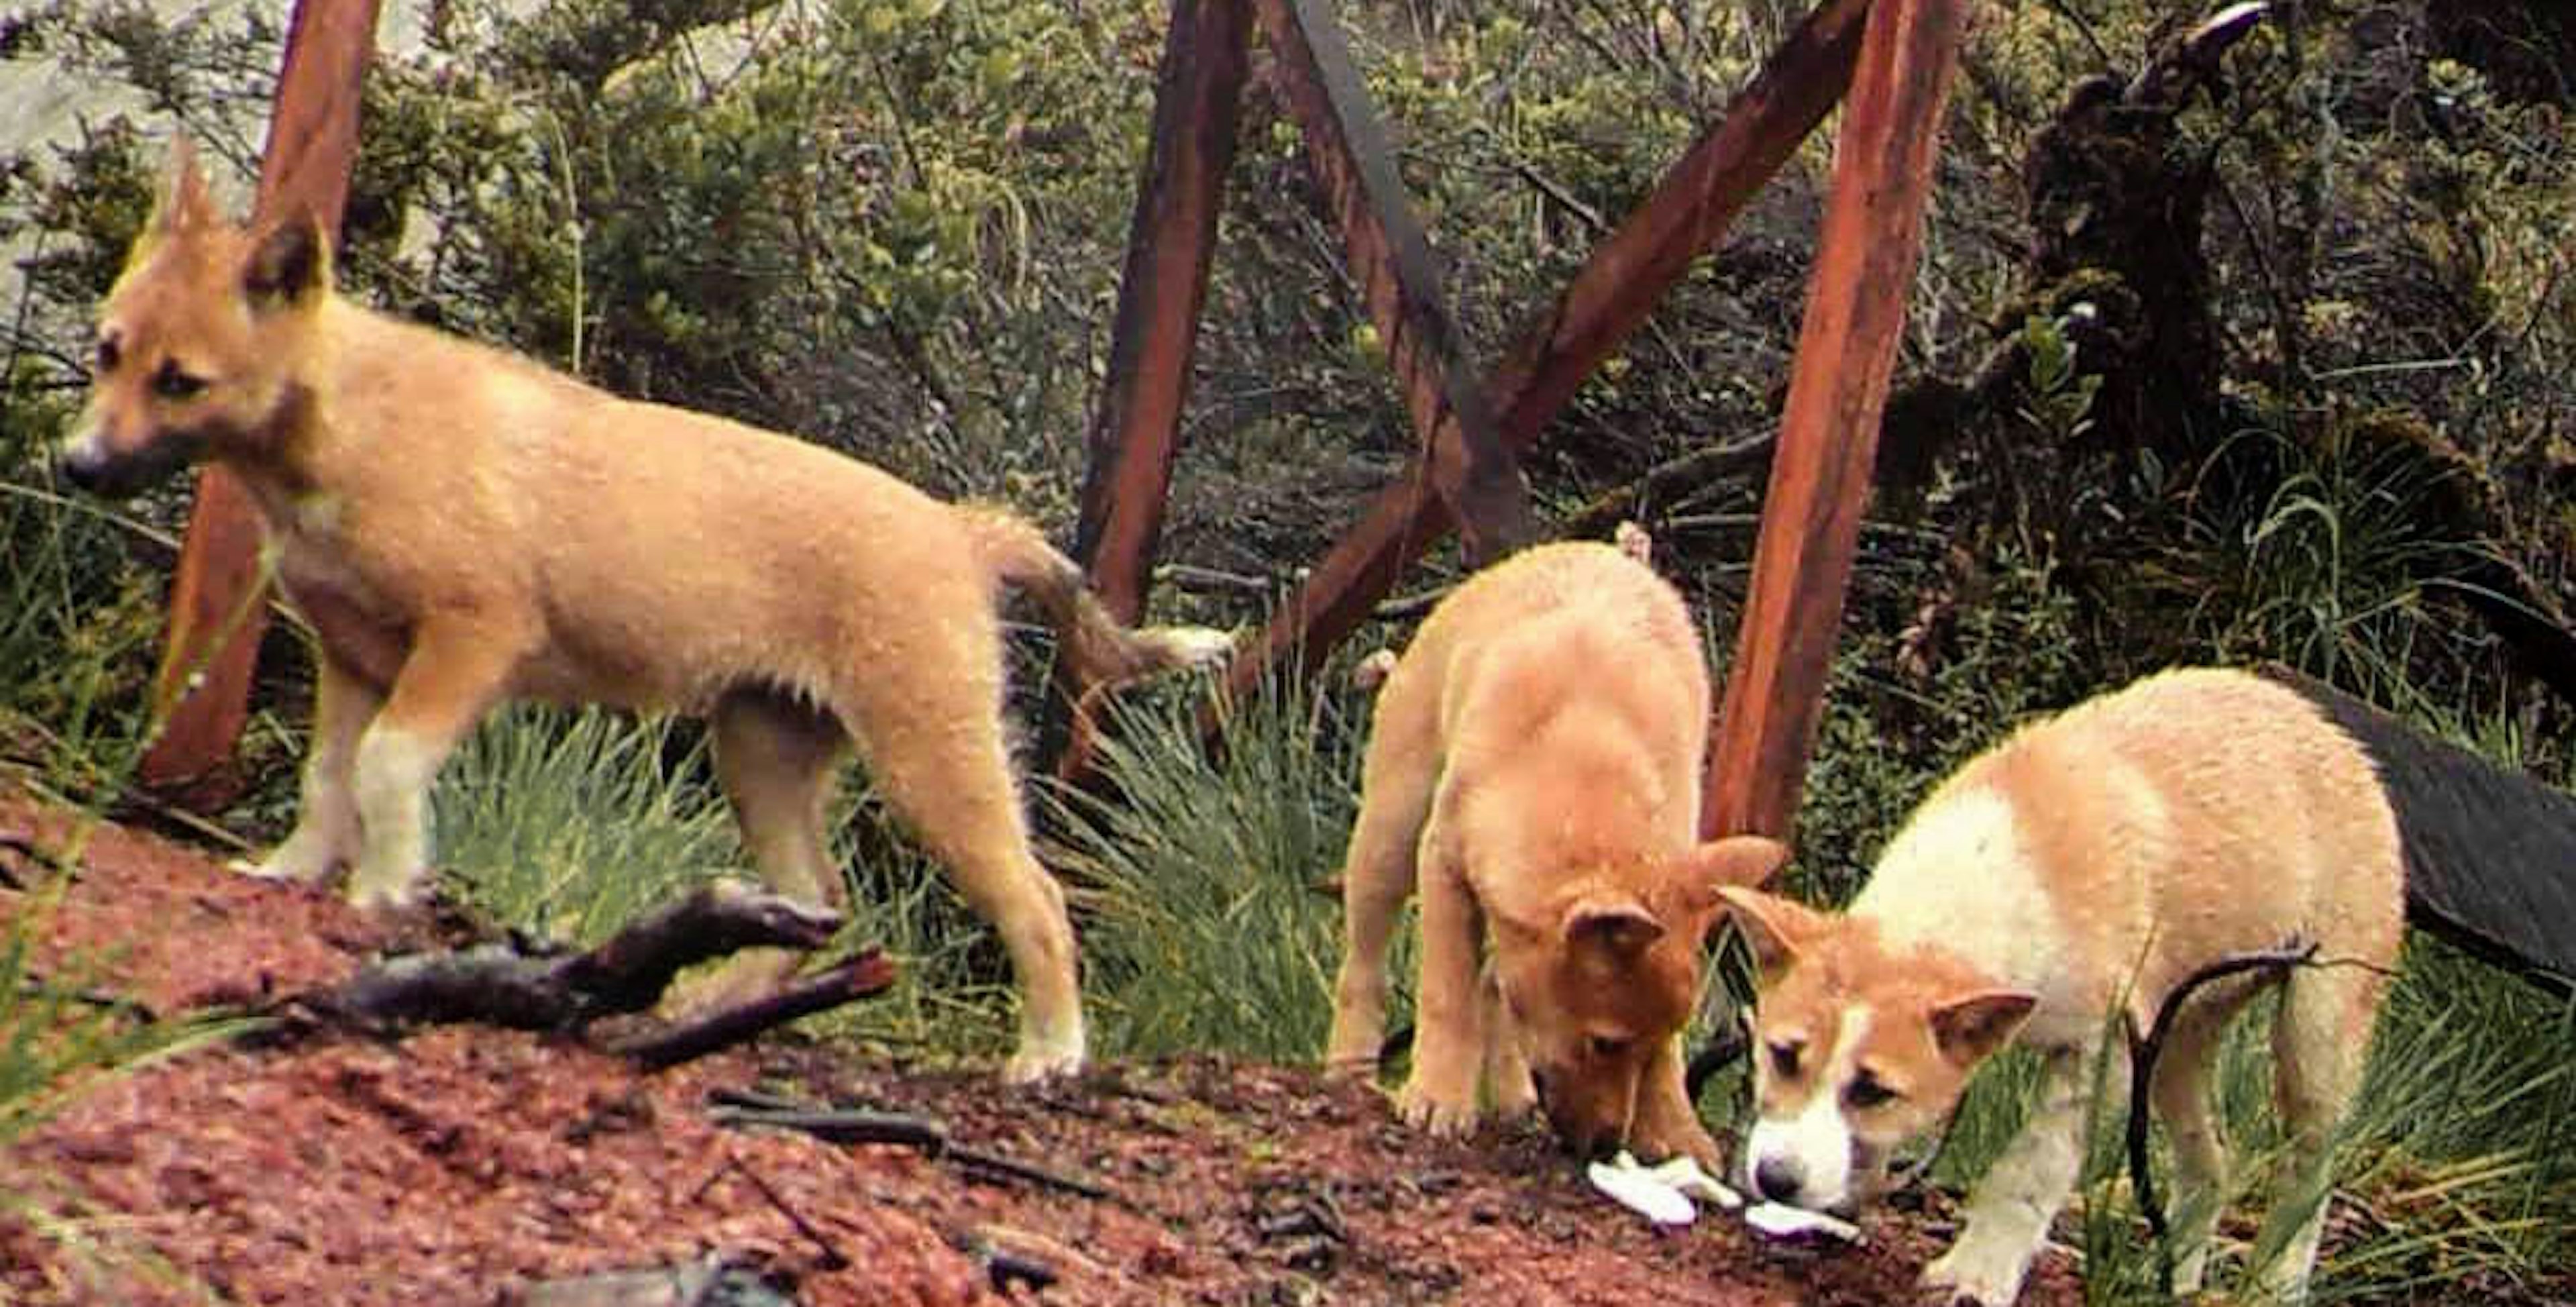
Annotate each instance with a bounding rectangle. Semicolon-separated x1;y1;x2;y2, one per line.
0;790;2085;1305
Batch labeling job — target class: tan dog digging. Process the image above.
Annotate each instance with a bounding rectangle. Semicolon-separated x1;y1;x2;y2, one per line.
1325;539;1786;1167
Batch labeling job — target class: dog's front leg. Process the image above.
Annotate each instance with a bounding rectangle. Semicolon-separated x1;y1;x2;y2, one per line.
1479;960;1537;1121
247;651;382;886
1922;1046;2110;1306
1626;1034;1723;1172
345;626;521;913
1395;852;1487;1139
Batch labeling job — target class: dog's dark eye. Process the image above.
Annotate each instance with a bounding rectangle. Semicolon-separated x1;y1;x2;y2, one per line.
1589;1035;1631;1060
152;361;207;401
94;335;121;373
1768;1039;1803;1079
1845;1071;1899;1110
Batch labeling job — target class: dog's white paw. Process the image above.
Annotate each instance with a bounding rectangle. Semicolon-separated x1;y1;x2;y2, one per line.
343;872;427;917
239;833;341;885
1002;1043;1085;1085
1159;626;1237;668
1920;1243;2029;1306
1394;1080;1481;1139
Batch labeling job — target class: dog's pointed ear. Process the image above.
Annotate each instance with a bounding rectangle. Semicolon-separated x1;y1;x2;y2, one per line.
150;137;219;236
1928;989;2037;1069
1715;886;1822;987
1563;892;1666;961
1674;835;1791;915
244;208;330;309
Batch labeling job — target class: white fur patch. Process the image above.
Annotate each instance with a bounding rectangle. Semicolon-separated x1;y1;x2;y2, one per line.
1857;786;2060;982
1745;1006;1871;1210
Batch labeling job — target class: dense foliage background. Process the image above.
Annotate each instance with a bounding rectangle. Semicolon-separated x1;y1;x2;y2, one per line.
3;1;2573;1299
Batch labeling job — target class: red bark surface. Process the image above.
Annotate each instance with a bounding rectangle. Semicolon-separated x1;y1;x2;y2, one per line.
0;790;2084;1305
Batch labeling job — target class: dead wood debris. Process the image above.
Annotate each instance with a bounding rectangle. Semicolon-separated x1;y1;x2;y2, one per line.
255;882;886;1071
707;1085;1118;1204
610;955;898;1069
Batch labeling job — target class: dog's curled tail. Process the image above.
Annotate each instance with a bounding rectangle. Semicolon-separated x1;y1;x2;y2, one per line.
961;506;1236;685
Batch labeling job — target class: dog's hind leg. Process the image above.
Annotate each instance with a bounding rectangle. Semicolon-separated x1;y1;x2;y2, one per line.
1325;698;1440;1078
835;669;1083;1084
2256;963;2385;1303
684;688;852;1008
248;652;382;887
2149;996;2245;1294
346;625;525;912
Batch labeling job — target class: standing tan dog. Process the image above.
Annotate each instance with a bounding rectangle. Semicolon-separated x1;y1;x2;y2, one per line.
1324;541;1786;1167
1722;668;2404;1303
58;145;1230;1082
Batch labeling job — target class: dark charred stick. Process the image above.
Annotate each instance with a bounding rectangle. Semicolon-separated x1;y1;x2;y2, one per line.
288;886;859;1047
947;1143;1114;1202
706;1104;950;1150
611;953;897;1070
2127;936;2319;1294
15;974;162;1024
557;882;843;1013
722;1155;849;1272
711;1095;1118;1203
301;942;586;1032
983;1247;1059;1295
0;829;68;888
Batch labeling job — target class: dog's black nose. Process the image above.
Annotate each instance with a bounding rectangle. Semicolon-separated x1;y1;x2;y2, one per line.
1753;1155;1805;1205
56;446;107;494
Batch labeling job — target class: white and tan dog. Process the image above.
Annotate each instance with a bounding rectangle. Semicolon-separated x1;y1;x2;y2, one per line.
58;144;1230;1082
1722;667;2403;1303
1325;540;1786;1168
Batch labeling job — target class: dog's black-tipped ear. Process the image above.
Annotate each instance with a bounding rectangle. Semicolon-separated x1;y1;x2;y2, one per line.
1928;989;2037;1069
244;209;329;308
1564;894;1666;961
1715;886;1818;987
152;137;218;235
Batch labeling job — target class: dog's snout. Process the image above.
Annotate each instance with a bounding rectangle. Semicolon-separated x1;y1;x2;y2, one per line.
56;442;109;494
1753;1155;1806;1206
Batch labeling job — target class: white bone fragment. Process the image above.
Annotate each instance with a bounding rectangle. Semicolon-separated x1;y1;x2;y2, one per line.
1744;1200;1862;1243
1586;1151;1699;1226
1641;1155;1744;1210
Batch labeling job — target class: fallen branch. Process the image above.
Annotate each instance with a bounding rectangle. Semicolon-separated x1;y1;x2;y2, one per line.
716;1154;848;1273
709;1090;1118;1204
269;882;887;1067
15;974;161;1024
611;955;896;1070
0;827;71;888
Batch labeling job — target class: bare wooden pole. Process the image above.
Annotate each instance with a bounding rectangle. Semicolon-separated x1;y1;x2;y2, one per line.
1071;0;1253;626
136;0;382;807
1255;0;1534;565
1218;0;1870;699
1051;0;1253;782
1703;0;1972;841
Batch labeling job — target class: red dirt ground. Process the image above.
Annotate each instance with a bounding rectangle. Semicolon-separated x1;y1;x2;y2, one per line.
0;788;2088;1305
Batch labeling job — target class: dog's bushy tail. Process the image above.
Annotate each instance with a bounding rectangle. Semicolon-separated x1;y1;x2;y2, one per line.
961;506;1234;686
2265;665;2576;990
